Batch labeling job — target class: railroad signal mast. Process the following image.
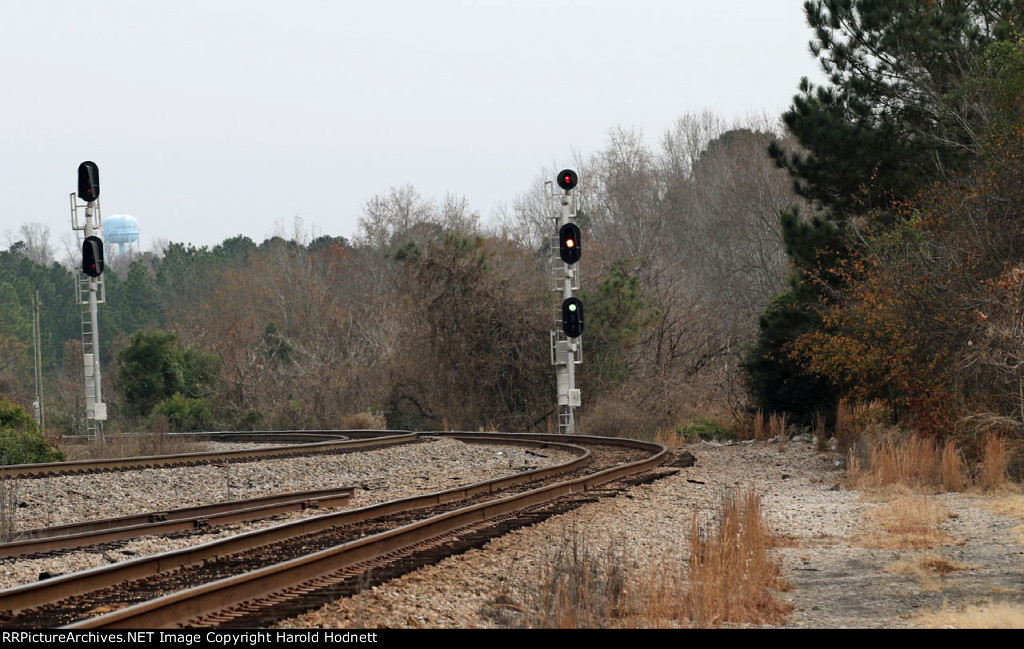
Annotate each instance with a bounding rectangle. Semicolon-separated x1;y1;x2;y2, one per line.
70;160;107;441
549;169;583;434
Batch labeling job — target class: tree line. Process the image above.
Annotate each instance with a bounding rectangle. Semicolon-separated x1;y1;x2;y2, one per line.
0;111;797;436
3;1;1021;451
745;0;1024;450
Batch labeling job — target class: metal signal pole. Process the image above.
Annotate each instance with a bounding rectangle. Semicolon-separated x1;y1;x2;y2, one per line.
70;161;106;441
548;170;583;434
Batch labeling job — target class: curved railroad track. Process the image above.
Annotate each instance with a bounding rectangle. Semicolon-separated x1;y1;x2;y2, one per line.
0;432;673;629
0;487;355;559
0;431;415;479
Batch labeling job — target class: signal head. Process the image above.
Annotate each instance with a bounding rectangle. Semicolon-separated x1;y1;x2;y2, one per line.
82;235;105;277
78;161;100;202
558;222;582;265
556;169;578;192
561;297;584;339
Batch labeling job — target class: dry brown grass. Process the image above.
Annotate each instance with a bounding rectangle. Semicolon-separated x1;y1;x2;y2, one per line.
845;427;1024;624
683;488;791;627
527;531;631;628
982;493;1024;545
752;409;766;441
913;601;1024;628
882;552;971;591
653;429;686;448
883;552;969;577
340;411;387;430
63;431;206;460
846;430;1016;494
834;400;857;453
814;413;828;451
522;488;789;628
859;494;955;550
854;483;979;604
745;410;788;447
847;435;969;492
835;400;892;454
977;433;1012;491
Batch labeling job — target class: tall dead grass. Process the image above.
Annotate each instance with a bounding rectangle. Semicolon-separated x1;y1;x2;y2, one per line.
63;430;206;461
528;531;630;628
523;488;788;628
846;433;1011;493
340;411;387;430
683;488;790;626
977;433;1011;491
749;410;788;442
846;434;966;491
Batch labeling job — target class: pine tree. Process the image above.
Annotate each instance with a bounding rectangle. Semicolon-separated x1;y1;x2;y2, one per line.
746;0;1024;420
772;0;1023;220
742;210;846;423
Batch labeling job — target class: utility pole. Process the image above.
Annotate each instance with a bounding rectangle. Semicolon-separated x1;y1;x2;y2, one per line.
70;161;106;442
548;170;583;434
32;291;43;432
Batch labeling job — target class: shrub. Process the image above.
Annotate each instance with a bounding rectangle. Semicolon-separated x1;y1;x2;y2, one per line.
0;428;66;465
0;398;65;464
340;411;387;430
677;418;735;443
151;394;216;432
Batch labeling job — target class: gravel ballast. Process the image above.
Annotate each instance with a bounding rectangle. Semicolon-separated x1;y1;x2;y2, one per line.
0;438;576;591
3;436;1023;628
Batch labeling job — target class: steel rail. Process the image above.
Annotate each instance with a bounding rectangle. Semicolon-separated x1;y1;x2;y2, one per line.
0;432;417;479
0;487;355;559
0;436;592;617
70;435;668;628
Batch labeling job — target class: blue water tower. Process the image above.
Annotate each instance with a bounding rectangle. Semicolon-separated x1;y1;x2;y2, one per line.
104;214;140;256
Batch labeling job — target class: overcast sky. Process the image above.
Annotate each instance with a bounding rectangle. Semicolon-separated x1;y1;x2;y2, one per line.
4;0;825;252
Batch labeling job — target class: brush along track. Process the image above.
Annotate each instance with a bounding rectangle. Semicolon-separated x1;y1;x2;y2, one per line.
0;431;416;479
0;433;668;629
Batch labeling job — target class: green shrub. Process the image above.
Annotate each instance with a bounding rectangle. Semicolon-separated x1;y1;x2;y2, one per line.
0;398;65;464
235;409;264;431
151;394;216;432
677;417;735;443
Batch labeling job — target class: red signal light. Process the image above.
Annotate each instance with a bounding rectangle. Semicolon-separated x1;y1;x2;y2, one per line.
556;169;578;191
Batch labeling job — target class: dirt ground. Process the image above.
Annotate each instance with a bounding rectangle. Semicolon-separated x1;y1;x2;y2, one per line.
774;488;1024;628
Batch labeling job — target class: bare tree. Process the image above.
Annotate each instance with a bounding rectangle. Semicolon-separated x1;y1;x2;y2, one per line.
530;112;806;426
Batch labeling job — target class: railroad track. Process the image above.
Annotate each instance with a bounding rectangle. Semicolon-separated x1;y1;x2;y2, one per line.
0;487;354;559
0;431;415;479
0;432;672;629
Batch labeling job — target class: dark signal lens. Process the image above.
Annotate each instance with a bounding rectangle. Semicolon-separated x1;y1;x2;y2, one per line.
556;169;578;191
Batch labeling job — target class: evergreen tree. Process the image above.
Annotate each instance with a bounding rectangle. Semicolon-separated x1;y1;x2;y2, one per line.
743;210;846;423
771;0;1024;220
747;0;1024;420
581;260;662;392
